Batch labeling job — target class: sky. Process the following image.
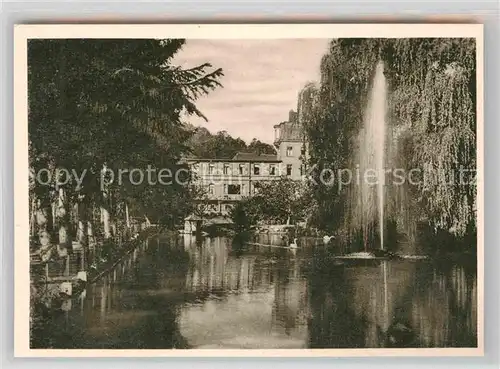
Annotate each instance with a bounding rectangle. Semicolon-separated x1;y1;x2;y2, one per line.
173;39;331;144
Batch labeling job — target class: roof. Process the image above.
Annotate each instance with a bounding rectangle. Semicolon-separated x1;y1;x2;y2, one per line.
182;152;280;163
232;152;278;162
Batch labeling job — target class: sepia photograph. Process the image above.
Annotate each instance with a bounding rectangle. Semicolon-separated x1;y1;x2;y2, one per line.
14;24;483;356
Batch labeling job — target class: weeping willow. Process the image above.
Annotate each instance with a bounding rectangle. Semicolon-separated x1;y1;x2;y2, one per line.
386;39;476;240
304;38;477;249
304;39;381;235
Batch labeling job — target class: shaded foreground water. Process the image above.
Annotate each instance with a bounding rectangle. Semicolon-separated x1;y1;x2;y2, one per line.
32;234;478;349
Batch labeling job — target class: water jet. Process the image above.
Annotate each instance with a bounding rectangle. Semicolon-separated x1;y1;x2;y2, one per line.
351;61;388;251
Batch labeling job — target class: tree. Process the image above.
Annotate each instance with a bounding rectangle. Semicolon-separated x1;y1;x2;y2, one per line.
383;38;476;241
230;177;309;228
187;125;276;159
28;39;224;260
302;38;477;251
247;139;276;155
188;184;212;220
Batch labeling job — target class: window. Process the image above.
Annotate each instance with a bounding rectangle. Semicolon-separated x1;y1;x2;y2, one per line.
269;164;276;176
253;182;261;195
208;164;214;175
286;164;292;176
223;184;228;194
239;164;245;175
224;204;233;212
253;164;260;175
223;164;230;175
242;184;246;195
208;184;215;195
228;184;241;195
286;147;293;157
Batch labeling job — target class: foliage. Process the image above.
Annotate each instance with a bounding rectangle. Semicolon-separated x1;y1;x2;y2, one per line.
187;183;213;219
187;126;276;159
29;39;223;231
304;39;381;232
303;38;477;248
230;201;257;233
247;138;277;155
28;39;223;328
230;177;310;229
384;38;476;239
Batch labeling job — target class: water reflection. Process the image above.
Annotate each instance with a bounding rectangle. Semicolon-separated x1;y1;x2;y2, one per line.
307;257;477;348
178;235;309;348
35;235;477;349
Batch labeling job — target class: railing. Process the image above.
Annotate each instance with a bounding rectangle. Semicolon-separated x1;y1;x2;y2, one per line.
30;221;155;286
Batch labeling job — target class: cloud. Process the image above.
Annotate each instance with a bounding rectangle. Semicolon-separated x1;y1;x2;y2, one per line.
173;39;330;144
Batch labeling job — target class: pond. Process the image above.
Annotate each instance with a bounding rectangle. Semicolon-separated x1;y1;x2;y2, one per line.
33;233;478;349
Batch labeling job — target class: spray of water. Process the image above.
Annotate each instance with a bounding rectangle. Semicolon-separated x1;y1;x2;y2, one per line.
351;61;387;250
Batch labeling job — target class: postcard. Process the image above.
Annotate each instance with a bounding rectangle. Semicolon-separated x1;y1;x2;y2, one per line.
14;23;483;357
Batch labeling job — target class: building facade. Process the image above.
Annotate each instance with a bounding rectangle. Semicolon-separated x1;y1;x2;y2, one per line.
185;154;282;217
273;109;308;181
182;110;307;225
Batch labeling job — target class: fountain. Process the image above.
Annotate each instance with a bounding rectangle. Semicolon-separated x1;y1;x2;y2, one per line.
351;61;388;251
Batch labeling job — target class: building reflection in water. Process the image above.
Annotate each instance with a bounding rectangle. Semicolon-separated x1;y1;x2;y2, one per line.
272;258;309;340
178;236;310;348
